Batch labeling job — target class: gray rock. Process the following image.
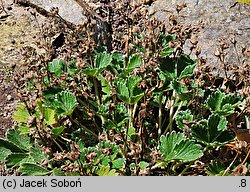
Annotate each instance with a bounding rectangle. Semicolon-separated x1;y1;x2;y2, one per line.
16;0;86;24
150;0;250;69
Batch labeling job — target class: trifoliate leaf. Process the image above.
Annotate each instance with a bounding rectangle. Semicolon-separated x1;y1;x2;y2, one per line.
5;153;31;168
116;75;143;104
52;168;65;176
97;75;112;100
95;52;112;73
177;55;196;78
18;125;30;135
0;139;24;153
159;57;176;81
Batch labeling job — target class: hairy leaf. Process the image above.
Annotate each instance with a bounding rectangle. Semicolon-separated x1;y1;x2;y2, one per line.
19;163;50;176
7;129;31;151
5;153;31;168
177;55;196;78
191;114;234;146
206;90;241;116
159;131;203;162
0;147;12;163
55;91;78;116
95;52;112;70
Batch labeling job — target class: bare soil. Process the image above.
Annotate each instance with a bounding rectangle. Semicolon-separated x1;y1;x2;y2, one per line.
0;0;47;138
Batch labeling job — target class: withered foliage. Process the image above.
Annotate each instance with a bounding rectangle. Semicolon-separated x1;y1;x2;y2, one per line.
9;1;250;176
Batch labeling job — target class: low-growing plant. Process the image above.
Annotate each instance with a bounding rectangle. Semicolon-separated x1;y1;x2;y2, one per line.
1;9;249;176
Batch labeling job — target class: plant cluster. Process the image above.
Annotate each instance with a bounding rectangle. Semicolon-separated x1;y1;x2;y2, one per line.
0;2;250;176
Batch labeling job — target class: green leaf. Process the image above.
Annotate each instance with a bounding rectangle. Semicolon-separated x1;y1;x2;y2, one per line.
206;160;226;176
112;158;125;169
159;57;176;81
191;114;234;146
0;147;12;163
17;125;30;135
98;104;109;116
42;87;63;99
95;52;112;73
5;153;31;168
208;114;227;132
103;119;116;131
177;55;196;78
127;54;141;69
101;156;110;167
139;161;149;170
179;65;195;79
43;107;57;125
159;47;174;57
128;127;136;137
130;163;136;170
19;163;50;176
13;103;30;123
95;166;119;176
66;172;81;176
127;75;141;95
159;131;203;162
97;75;112;100
82;68;98;77
48;59;64;78
0;139;24;153
206;90;241;116
116;75;143;104
66;60;80;77
7;129;31;151
83;51;112;77
55;91;78;116
176;110;193;131
206;91;224;111
51;126;65;137
120;54;142;76
30;146;48;163
111;53;124;70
